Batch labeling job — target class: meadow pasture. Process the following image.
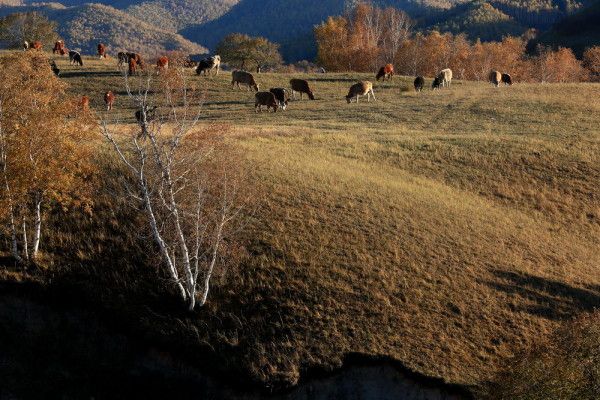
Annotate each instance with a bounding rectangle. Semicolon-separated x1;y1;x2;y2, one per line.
44;53;600;388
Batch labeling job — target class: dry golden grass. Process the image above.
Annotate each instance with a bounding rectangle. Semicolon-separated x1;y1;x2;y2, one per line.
17;53;600;390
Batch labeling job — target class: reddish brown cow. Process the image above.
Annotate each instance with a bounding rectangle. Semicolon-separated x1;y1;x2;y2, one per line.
376;64;394;81
81;96;90;111
32;41;43;51
104;91;115;111
97;43;106;58
52;40;66;55
128;58;137;75
156;56;169;71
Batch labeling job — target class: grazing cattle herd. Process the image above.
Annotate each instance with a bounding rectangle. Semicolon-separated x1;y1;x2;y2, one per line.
22;40;515;123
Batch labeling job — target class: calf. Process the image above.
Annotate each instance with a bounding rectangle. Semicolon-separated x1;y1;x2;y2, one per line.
501;73;513;85
49;60;60;76
269;88;289;110
346;81;375;103
156;56;169;71
232;70;259;91
255;92;279;113
414;76;425;92
432;76;442;90
104;91;115;111
376;64;394;81
23;41;29;50
489;70;501;87
69;50;83;66
290;79;315;100
81;96;90;111
97;43;107;58
32;41;42;51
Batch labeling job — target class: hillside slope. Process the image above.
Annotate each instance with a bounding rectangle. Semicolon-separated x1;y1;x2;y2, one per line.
0;3;206;55
429;1;527;40
126;0;239;31
181;0;349;61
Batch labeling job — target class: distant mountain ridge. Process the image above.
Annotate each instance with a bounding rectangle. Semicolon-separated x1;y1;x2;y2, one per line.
0;3;206;55
0;0;597;61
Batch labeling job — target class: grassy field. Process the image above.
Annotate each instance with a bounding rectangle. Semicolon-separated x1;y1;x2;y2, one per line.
39;54;600;389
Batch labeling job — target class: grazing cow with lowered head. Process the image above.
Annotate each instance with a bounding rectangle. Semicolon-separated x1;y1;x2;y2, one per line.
437;68;453;88
69;50;83;66
501;73;513;85
97;43;106;58
346;81;375;103
156;56;169;72
195;55;221;75
414;76;425;92
255;92;279;113
290;79;315;100
489;70;501;87
53;40;66;55
269;88;289;110
376;64;394;81
104;91;115;111
432;76;442;90
232;70;259;91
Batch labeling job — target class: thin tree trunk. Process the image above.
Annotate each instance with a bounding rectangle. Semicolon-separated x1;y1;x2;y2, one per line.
9;208;19;260
32;192;42;258
22;216;28;261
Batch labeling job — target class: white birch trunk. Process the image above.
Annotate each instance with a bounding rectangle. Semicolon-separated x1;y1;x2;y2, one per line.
22;216;28;261
32;192;42;258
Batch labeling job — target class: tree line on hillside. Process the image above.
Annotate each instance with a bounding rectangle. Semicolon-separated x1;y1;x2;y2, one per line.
315;3;600;82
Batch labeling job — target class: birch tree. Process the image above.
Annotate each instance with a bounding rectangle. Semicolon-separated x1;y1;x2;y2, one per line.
101;66;247;311
0;52;93;261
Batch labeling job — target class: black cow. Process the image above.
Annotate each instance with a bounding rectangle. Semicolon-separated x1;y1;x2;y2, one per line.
414;76;425;92
269;88;289;110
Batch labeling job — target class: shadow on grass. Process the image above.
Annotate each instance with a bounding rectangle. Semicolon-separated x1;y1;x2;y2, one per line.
485;270;600;320
60;70;121;78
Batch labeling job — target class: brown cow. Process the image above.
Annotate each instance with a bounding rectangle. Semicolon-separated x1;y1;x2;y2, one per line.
31;41;42;51
289;79;315;100
97;43;107;58
156;56;169;72
128;58;137;75
53;40;66;55
104;91;115;111
376;64;394;81
81;96;90;111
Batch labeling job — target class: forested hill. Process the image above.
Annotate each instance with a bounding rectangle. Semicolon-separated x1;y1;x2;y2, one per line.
0;0;597;61
534;0;600;55
0;3;206;55
181;0;348;61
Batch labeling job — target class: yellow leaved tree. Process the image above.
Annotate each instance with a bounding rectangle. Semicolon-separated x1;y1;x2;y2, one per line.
0;51;94;262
